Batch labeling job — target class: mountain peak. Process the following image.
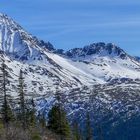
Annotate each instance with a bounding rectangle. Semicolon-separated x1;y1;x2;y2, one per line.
65;42;128;59
0;13;47;61
0;13;23;31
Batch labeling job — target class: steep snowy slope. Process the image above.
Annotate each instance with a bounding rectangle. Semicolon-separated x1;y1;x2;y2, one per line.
64;43;140;81
0;14;100;88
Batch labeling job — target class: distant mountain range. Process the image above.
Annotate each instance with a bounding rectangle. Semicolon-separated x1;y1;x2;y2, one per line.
0;13;140;139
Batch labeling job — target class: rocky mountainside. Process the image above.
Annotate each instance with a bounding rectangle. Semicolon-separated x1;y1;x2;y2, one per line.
65;42;127;59
0;13;140;139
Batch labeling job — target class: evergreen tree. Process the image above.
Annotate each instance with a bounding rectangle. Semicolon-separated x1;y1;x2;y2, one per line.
48;105;71;139
29;98;36;127
25;99;36;128
85;112;93;140
18;69;26;128
1;99;14;126
0;61;14;126
48;85;71;139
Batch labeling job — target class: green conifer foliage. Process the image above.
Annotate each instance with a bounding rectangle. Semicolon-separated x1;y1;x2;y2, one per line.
48;105;71;139
18;69;26;128
0;61;14;126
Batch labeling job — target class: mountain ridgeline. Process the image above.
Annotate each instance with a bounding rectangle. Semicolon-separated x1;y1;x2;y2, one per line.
0;13;140;140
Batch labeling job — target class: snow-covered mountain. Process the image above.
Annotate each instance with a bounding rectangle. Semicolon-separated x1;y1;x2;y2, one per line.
0;13;140;139
65;42;127;59
1;14;140;87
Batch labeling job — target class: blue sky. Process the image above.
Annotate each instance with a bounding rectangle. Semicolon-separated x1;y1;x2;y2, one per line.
0;0;140;55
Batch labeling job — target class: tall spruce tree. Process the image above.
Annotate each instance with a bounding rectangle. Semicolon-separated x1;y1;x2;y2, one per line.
25;98;37;128
48;87;71;139
48;105;70;139
0;61;14;126
30;98;36;127
18;69;26;128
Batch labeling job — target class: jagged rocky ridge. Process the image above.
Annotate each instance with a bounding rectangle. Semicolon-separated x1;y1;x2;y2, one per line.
0;13;140;139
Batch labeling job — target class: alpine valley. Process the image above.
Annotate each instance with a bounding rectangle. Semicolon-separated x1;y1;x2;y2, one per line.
0;14;139;139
